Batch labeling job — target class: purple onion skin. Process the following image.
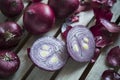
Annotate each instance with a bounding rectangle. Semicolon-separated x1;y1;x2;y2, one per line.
0;51;20;78
23;3;55;35
48;0;79;19
106;46;120;68
67;25;95;62
0;22;22;49
29;37;68;71
0;0;24;18
30;0;42;3
92;0;116;7
102;70;120;80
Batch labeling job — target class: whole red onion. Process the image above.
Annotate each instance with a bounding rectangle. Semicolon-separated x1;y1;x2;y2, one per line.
0;22;22;49
23;3;55;35
0;0;24;17
0;51;20;78
48;0;79;19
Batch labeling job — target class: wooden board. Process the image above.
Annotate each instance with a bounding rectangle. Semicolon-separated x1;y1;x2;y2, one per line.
0;0;120;80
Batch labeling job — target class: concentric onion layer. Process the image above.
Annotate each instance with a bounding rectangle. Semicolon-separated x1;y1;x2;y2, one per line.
67;25;95;62
29;37;68;71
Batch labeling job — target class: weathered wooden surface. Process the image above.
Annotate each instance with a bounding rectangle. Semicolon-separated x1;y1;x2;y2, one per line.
0;0;120;80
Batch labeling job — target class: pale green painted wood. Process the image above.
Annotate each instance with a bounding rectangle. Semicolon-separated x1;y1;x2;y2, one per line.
85;0;120;80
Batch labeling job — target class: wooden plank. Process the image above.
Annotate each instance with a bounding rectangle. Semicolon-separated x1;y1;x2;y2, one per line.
84;0;120;80
0;12;7;23
55;10;94;80
85;35;120;80
27;10;93;80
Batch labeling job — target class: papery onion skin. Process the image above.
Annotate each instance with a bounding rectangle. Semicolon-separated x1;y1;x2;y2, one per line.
67;25;95;62
0;0;24;17
48;0;79;19
0;22;22;49
30;0;42;2
23;3;55;35
0;51;20;78
29;37;68;71
92;0;116;7
100;18;120;33
90;24;114;48
101;69;120;80
106;46;120;68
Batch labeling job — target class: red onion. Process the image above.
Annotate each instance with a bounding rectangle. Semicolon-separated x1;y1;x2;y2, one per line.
0;22;22;49
23;3;55;35
67;25;95;62
106;46;120;68
0;50;20;78
102;69;120;80
29;37;69;71
0;0;24;17
48;0;79;19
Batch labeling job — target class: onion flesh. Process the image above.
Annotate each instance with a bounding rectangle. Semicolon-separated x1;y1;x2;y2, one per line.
67;25;95;62
29;37;69;71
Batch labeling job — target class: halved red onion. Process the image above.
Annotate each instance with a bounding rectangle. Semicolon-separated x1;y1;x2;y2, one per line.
29;37;69;71
106;46;120;67
67;25;95;62
100;18;120;33
102;69;120;80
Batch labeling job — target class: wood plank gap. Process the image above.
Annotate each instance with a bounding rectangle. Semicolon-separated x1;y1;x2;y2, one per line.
21;64;35;80
49;69;62;80
79;16;120;80
49;16;95;80
13;33;32;53
20;26;62;80
115;15;120;24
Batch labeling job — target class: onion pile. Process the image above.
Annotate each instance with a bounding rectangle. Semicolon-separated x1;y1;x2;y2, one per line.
23;3;55;35
0;0;24;17
66;25;95;62
29;37;69;71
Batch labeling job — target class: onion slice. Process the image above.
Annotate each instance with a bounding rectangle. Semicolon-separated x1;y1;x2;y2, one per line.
67;25;95;62
29;37;68;71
